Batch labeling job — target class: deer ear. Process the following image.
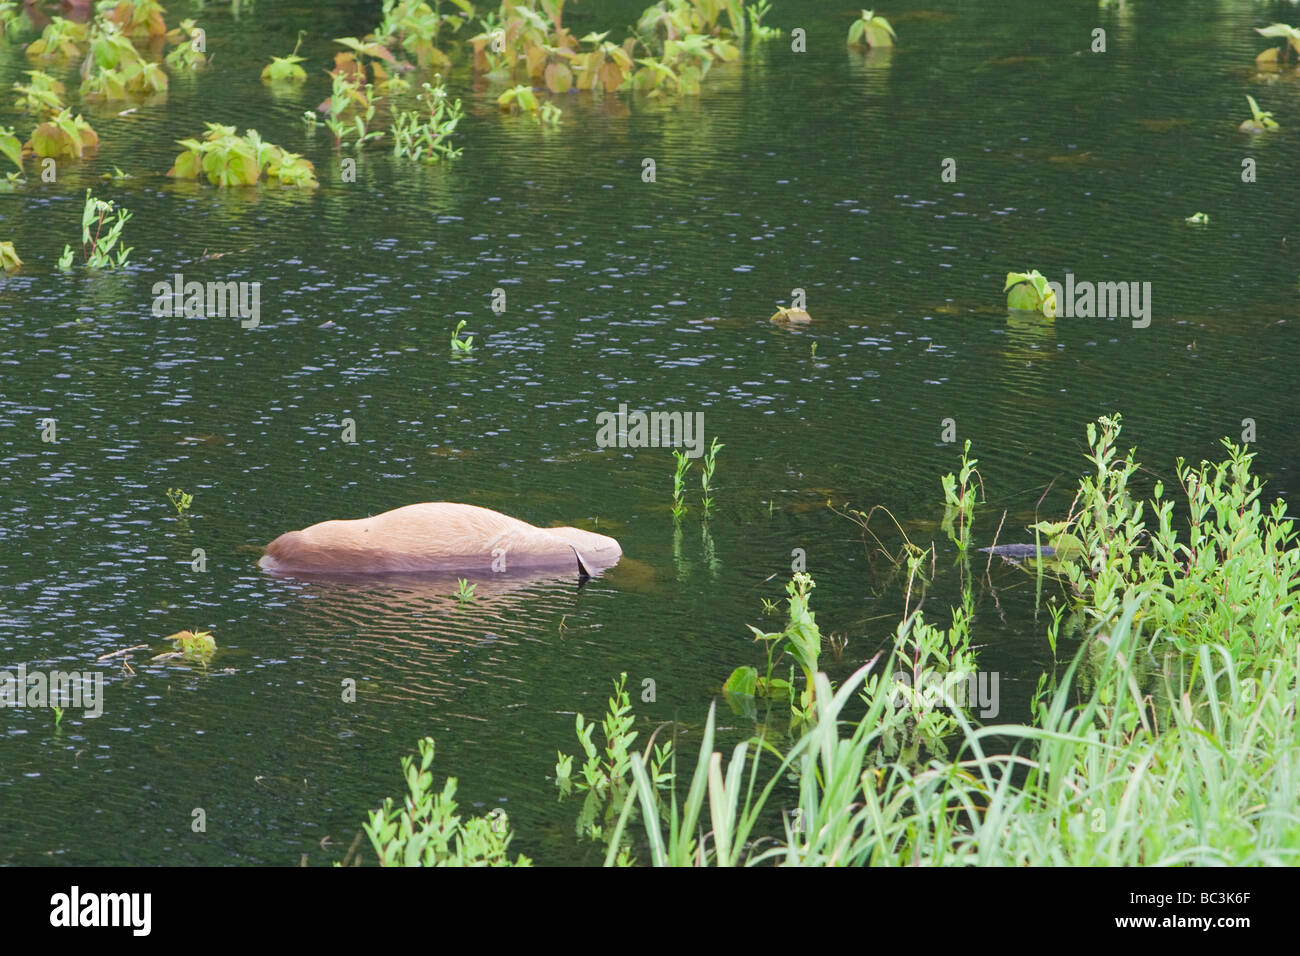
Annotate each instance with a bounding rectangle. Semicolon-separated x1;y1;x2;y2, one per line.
570;545;591;581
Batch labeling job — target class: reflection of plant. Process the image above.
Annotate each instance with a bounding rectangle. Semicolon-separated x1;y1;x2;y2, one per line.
362;736;531;866
847;9;896;49
60;190;132;271
1004;269;1056;317
1240;94;1279;133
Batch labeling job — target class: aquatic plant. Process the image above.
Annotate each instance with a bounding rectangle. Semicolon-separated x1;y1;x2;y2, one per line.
362;736;530;866
1254;23;1300;65
1239;94;1278;132
12;71;66;114
699;436;723;515
497;83;542;115
262;32;310;82
25;16;89;60
455;578;476;603
103;0;168;40
374;0;474;71
940;439;981;553
165;629;216;664
166;487;193;516
609;415;1300;865
0;127;20;173
770;306;811;323
168;125;318;188
1003;268;1057;317
26;108;98;159
555;673;675;855
1184;211;1209;225
0;241;21;273
59;190;131;271
725;572;822;716
671;449;691;518
392;79;464;162
450;319;474;352
847;9;896;49
165;19;208;70
262;51;308;82
79;18;169;98
0;1;22;37
747;0;781;40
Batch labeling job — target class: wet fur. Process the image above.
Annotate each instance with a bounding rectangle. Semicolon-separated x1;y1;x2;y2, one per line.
259;502;622;575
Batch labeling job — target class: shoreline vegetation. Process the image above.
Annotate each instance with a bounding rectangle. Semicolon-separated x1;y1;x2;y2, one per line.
358;415;1300;866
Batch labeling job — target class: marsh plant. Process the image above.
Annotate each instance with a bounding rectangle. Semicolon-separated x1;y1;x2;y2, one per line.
1254;22;1300;65
165;629;216;664
604;417;1300;865
940;439;981;552
262;32;308;83
166;487;193;516
454;577;476;603
699;436;723;515
26;108;98;160
671;449;691;518
555;672;674;851
497;84;546;118
79;19;169;99
59;190;132;271
724;572;822;717
393;80;465;162
847;9;896;49
1004;268;1057;317
165;19;208;71
1240;94;1278;133
450;319;474;353
169;124;318;188
0;241;20;273
362;736;530;866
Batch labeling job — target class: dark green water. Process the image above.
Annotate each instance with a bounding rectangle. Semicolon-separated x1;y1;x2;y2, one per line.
2;0;1298;865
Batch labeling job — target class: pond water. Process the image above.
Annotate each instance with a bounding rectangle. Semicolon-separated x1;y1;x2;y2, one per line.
1;0;1298;865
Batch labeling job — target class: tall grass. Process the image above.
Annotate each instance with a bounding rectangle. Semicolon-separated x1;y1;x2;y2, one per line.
609;415;1300;865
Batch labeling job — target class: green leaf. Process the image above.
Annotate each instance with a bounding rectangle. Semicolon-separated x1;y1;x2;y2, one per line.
723;666;758;696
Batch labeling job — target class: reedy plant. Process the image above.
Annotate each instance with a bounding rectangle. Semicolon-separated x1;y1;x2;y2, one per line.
362;736;531;866
671;449;691;518
59;189;132;270
699;436;723;515
939;439;981;552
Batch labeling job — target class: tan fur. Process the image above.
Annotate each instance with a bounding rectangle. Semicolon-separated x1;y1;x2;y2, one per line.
259;502;622;575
